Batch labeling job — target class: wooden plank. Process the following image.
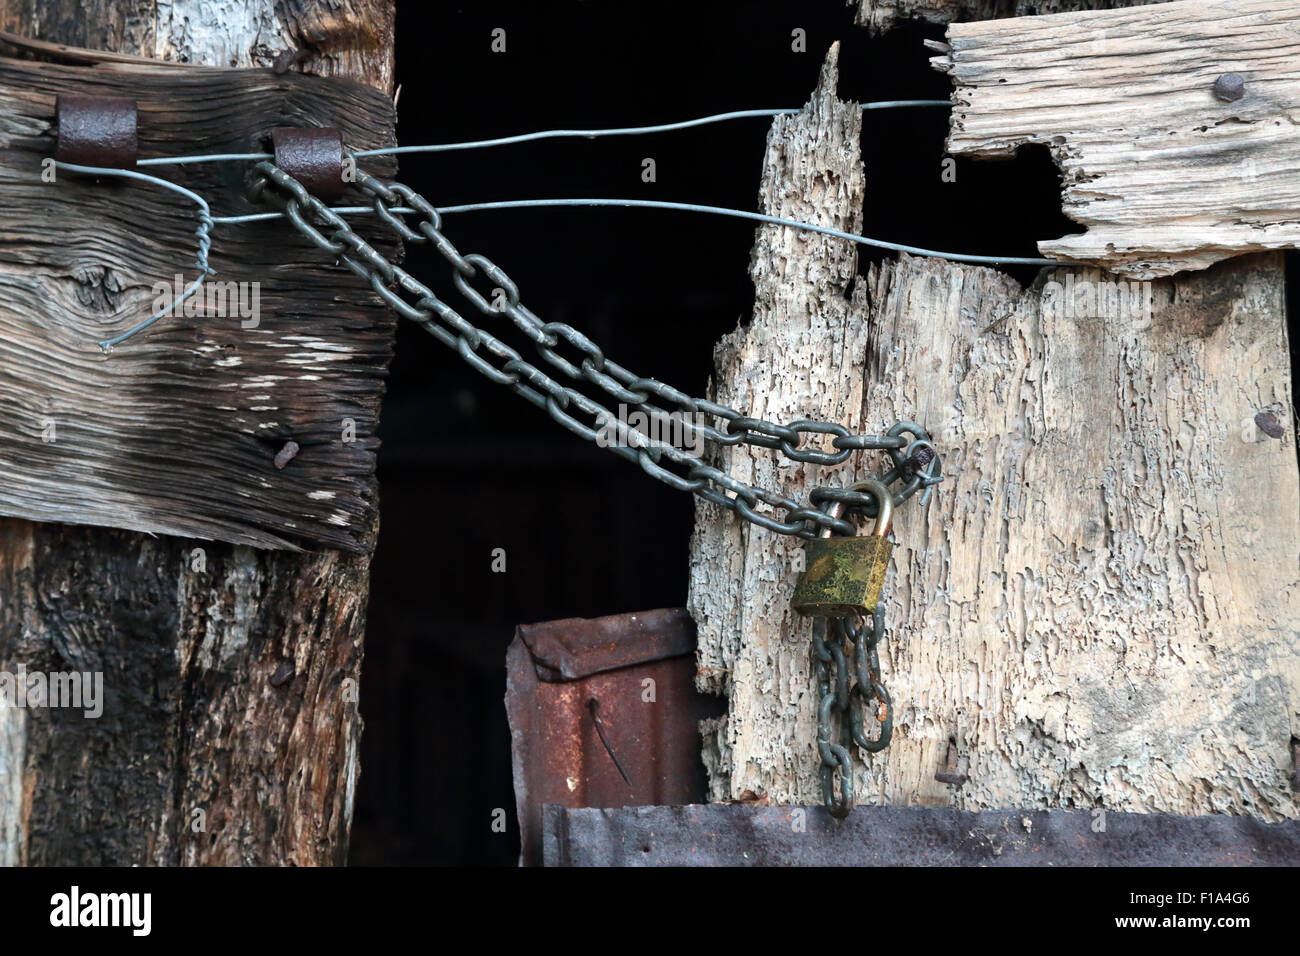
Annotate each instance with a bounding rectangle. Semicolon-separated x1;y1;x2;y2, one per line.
852;0;1169;35
0;55;398;551
690;44;1299;821
934;0;1300;278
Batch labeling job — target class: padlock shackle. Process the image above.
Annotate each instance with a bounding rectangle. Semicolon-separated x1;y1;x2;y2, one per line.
849;479;893;537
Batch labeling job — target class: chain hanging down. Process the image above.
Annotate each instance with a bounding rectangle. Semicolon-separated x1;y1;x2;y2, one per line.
793;476;912;816
812;613;892;816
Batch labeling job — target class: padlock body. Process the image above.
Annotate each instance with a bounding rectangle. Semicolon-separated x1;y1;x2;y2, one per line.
792;536;893;617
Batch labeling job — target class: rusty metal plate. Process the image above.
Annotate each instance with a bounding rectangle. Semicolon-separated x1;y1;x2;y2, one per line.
506;608;724;867
543;804;1300;867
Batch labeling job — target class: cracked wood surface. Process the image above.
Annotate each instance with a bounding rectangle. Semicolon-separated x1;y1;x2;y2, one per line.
0;56;397;551
851;0;1169;35
689;44;1299;822
0;1;394;866
935;0;1300;278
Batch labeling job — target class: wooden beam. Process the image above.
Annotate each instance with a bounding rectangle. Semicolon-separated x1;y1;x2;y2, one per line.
0;57;397;551
852;0;1171;35
690;44;1299;821
934;0;1300;277
0;0;395;866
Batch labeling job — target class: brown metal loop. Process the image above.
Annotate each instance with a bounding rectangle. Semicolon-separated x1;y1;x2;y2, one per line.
56;94;138;168
271;127;345;201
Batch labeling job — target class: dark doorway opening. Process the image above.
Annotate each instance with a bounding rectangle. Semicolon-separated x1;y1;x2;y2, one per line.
350;0;1080;865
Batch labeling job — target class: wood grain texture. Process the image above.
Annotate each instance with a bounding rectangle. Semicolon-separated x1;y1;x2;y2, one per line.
690;45;1299;821
690;44;873;799
0;0;395;92
0;55;398;551
851;0;1169;34
0;517;368;865
0;5;392;867
934;0;1300;278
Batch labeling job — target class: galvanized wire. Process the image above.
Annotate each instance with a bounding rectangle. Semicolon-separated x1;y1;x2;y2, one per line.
211;198;1064;267
55;161;216;351
430;199;1065;267
135;102;950;167
351;101;951;157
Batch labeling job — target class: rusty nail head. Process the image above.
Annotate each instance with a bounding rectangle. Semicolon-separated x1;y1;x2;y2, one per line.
1255;411;1286;440
1213;73;1246;103
935;739;968;786
271;127;345;201
56;94;138;168
274;440;300;469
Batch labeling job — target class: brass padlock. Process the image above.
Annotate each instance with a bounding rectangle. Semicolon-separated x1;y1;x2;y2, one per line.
791;480;893;618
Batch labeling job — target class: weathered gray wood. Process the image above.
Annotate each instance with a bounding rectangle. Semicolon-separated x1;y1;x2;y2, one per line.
0;55;397;551
851;0;1169;35
0;0;395;92
690;44;1299;821
934;0;1300;278
0;2;394;866
690;43;872;800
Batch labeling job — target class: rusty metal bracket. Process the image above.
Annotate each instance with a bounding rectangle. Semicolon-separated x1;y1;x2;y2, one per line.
55;93;137;167
271;126;344;201
506;608;725;867
543;804;1300;867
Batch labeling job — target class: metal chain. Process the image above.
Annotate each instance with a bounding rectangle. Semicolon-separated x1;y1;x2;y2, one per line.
812;610;893;817
248;159;938;814
246;160;942;540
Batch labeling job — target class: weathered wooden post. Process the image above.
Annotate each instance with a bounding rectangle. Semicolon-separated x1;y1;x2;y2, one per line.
0;0;396;866
691;6;1298;826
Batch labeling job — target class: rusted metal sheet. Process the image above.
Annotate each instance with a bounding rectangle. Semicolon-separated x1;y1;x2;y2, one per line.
506;608;724;867
543;804;1300;867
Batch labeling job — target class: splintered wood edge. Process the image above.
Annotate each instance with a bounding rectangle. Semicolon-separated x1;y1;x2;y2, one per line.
933;0;1300;278
852;0;1173;35
0;56;399;552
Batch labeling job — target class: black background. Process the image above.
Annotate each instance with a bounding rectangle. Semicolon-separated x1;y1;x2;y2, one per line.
347;0;1299;866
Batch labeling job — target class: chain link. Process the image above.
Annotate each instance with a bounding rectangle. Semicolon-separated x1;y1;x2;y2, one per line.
811;611;894;817
248;161;942;541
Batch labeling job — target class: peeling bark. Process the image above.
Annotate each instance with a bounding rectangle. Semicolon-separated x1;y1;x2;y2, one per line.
0;0;395;92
